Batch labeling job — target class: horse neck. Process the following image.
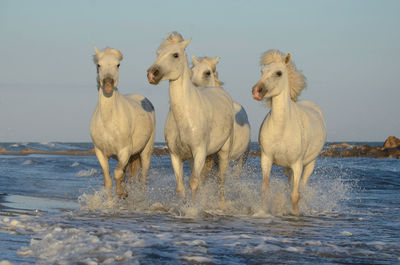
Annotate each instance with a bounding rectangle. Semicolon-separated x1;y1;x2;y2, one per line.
169;58;197;117
269;80;293;125
97;89;120;121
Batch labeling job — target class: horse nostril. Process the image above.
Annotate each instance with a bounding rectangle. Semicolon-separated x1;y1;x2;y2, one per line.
153;69;159;77
252;84;259;94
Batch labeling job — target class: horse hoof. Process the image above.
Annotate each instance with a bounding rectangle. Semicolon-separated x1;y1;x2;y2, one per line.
176;187;186;198
117;191;128;199
291;207;300;216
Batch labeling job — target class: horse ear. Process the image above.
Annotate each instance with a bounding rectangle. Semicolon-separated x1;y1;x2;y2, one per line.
284;53;291;65
181;37;192;49
94;46;100;55
213;56;220;65
192;55;199;65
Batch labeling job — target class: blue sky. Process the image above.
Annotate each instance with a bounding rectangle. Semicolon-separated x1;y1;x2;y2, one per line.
0;0;399;142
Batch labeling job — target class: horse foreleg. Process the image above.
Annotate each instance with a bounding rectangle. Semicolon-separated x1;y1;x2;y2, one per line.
300;160;316;188
139;152;151;190
261;153;273;203
171;153;185;198
94;148;112;197
114;151;130;198
217;142;231;206
139;135;154;190
190;150;206;201
290;162;303;216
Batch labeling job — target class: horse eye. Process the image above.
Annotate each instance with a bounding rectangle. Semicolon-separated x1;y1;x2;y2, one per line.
205;71;211;76
276;71;282;77
97;64;100;68
117;64;120;68
173;53;179;58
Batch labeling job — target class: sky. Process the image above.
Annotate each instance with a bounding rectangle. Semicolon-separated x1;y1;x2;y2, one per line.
0;0;399;142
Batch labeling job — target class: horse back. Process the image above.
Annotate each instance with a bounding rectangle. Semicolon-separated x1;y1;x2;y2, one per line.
125;94;155;119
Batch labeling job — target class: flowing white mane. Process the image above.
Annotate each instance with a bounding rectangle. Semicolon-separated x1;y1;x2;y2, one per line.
260;50;306;102
192;57;224;87
158;31;184;49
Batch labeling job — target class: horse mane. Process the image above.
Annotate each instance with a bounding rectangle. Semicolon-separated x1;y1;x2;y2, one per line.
194;57;224;87
158;31;184;49
260;50;306;102
93;47;123;63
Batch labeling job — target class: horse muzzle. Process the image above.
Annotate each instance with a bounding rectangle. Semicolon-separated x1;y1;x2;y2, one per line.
102;77;115;94
147;66;162;85
252;82;267;101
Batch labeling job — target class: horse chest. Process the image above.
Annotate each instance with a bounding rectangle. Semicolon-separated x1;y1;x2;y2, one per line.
260;118;303;165
91;112;130;154
165;112;192;159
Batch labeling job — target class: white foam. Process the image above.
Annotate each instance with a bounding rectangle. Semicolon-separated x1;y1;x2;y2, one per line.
0;260;15;265
305;240;323;246
244;243;281;253
76;168;99;177
40;142;56;147
174;240;207;246
285;246;306;253
340;231;353;236
71;162;80;167
22;160;33;165
224;242;241;247
4;217;142;264
180;255;213;263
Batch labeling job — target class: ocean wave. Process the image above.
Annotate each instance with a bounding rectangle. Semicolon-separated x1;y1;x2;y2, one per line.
22;159;34;165
40;142;56;148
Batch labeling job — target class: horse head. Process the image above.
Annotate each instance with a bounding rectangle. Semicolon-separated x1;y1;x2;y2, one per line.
94;47;123;96
253;50;306;102
191;56;222;87
252;52;291;101
147;32;191;85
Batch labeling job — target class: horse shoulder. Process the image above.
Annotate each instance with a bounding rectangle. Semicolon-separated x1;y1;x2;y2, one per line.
164;110;191;159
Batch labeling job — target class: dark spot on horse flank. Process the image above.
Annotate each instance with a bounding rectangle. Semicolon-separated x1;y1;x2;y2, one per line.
235;106;249;127
141;98;154;113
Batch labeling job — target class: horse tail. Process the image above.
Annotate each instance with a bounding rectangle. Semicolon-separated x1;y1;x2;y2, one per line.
126;154;141;183
233;144;250;179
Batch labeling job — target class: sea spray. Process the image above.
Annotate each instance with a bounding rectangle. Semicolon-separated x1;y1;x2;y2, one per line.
76;162;352;218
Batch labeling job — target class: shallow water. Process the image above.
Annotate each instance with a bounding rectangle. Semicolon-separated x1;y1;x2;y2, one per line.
0;142;399;264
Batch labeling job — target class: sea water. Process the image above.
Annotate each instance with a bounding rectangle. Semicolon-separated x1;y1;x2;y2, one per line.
0;142;399;264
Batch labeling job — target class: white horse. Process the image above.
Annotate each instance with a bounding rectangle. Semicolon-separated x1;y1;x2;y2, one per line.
91;47;155;197
252;50;326;215
147;32;234;203
191;56;250;178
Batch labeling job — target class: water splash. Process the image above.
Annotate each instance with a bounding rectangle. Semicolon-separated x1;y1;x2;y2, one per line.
76;168;100;177
77;163;352;218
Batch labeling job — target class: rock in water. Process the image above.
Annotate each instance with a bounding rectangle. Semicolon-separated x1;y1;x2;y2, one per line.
382;136;400;150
